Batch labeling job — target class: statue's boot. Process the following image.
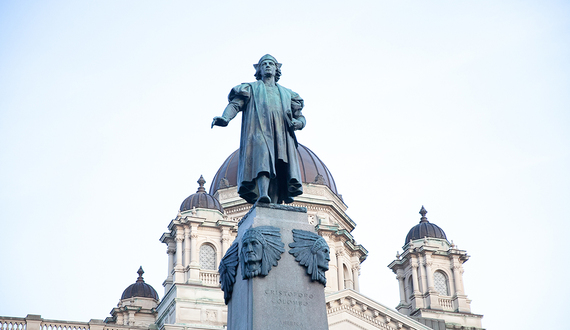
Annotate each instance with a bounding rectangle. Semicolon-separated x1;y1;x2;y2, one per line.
256;175;271;203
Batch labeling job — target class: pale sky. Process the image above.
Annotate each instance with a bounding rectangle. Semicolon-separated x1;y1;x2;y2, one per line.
1;1;569;329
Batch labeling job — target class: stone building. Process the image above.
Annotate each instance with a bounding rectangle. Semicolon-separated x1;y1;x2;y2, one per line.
0;144;483;330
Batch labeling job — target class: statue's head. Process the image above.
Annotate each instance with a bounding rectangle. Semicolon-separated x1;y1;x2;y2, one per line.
289;229;331;286
240;226;285;279
254;54;282;82
312;237;330;272
242;231;265;277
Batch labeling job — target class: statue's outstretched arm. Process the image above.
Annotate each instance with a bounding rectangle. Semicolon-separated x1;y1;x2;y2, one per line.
212;98;245;128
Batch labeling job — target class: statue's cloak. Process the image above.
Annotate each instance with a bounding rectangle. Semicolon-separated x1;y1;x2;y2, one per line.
228;80;304;203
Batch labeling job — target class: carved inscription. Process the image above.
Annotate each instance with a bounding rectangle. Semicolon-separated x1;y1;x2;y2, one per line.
264;289;314;307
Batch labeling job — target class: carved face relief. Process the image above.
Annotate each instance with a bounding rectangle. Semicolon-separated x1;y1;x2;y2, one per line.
316;246;330;271
243;237;263;274
240;226;285;280
289;229;330;286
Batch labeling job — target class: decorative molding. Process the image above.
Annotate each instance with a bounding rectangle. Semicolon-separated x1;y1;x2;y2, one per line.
327;303;397;330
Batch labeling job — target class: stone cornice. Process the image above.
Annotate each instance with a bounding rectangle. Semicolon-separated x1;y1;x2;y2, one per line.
326;289;433;330
413;308;484;319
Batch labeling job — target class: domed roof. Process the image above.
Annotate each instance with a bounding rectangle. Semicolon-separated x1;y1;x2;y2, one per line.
405;206;447;244
209;144;339;197
180;175;224;213
121;267;159;300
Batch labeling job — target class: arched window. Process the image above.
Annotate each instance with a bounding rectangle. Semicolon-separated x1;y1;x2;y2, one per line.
434;271;449;296
199;244;216;270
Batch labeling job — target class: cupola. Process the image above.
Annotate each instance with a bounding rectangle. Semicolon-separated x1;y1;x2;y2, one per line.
180;175;224;213
404;206;447;244
109;267;159;327
121;266;159;300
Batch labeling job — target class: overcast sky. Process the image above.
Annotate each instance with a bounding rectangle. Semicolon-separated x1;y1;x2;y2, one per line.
1;1;568;329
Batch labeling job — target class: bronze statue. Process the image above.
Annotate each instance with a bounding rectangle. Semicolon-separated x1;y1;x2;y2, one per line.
212;54;305;204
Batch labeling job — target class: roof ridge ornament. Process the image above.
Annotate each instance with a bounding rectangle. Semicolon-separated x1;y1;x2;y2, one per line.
136;266;145;283
197;175;206;193
419;205;428;223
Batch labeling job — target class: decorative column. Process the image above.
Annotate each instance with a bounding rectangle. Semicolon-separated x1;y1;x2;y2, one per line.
161;231;175;294
336;250;344;290
451;262;463;295
410;258;424;309
221;227;231;254
128;311;135;326
174;231;184;284
396;271;406;306
451;259;471;312
418;254;427;294
424;254;435;291
325;238;337;292
188;223;200;282
423;253;439;309
184;226;191;271
410;259;420;294
166;244;175;282
352;265;360;292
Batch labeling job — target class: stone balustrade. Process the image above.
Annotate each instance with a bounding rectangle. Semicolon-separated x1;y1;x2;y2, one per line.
0;316;144;330
438;298;453;311
0;317;26;330
199;270;220;286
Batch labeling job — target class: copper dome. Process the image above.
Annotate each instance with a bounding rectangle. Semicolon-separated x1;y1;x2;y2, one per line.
209;144;339;197
121;267;159;300
180;175;224;213
405;206;447;244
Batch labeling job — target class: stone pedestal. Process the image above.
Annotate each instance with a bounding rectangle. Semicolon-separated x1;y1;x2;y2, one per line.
227;204;328;330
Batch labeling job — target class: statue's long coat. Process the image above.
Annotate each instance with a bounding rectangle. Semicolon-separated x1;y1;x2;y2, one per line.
223;80;304;203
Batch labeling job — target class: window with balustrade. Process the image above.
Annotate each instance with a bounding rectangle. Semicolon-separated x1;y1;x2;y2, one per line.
199;244;216;270
434;270;449;296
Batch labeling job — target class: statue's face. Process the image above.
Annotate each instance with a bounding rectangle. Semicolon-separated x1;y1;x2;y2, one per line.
243;237;263;264
316;246;330;271
260;60;276;77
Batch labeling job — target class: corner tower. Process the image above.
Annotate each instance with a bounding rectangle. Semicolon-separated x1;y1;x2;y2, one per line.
388;206;483;329
106;267;159;327
156;176;236;330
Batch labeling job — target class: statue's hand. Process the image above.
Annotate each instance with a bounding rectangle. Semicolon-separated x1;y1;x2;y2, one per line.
212;116;229;128
291;119;303;131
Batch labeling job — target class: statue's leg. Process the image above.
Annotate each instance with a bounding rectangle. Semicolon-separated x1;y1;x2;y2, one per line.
256;174;271;203
268;177;279;203
275;160;294;204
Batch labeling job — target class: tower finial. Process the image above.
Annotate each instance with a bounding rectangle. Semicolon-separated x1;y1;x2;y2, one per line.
419;205;428;223
137;266;145;282
197;175;206;193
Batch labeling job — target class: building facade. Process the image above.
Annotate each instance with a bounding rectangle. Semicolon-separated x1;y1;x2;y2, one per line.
0;145;483;330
